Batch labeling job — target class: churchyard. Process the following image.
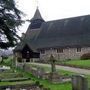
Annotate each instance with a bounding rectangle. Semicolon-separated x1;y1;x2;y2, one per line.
0;57;90;90
0;57;71;90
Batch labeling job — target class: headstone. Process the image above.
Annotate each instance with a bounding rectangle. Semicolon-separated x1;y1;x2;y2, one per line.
49;54;56;73
72;75;88;90
49;54;62;83
37;67;45;78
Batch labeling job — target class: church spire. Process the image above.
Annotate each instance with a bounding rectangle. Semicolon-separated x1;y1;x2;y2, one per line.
31;8;44;21
30;8;45;29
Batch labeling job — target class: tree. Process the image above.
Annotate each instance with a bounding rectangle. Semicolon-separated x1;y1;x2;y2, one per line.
0;0;24;48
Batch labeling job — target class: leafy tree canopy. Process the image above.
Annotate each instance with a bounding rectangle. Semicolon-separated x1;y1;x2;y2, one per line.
0;0;24;48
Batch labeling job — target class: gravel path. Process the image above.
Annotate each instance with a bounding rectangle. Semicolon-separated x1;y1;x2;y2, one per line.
31;63;90;75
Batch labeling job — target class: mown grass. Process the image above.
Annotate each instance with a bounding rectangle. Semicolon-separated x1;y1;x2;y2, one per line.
41;81;72;90
0;79;72;90
58;59;90;68
29;63;75;77
0;80;34;86
22;70;72;90
0;72;25;79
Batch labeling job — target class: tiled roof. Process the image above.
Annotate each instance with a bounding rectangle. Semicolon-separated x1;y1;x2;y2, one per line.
15;15;90;51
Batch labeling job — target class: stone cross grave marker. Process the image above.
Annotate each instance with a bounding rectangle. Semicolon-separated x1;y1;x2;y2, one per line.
49;54;56;73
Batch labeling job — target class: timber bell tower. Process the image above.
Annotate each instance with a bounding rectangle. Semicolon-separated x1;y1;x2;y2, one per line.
30;8;45;29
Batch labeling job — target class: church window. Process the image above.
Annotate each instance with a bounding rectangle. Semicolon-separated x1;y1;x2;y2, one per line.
40;50;45;54
77;47;81;52
57;48;63;53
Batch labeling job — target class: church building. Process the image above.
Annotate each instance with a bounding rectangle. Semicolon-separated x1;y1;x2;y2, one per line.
14;8;90;63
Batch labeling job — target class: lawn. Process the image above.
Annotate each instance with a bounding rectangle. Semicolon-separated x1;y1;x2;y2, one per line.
0;74;72;90
0;80;34;86
58;59;90;68
24;71;72;90
29;63;75;77
0;72;22;79
41;80;72;90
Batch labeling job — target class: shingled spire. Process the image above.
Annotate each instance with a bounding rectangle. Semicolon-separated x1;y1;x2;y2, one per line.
30;8;45;29
31;8;43;21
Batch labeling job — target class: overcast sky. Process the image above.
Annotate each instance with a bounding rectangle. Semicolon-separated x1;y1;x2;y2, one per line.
16;0;90;35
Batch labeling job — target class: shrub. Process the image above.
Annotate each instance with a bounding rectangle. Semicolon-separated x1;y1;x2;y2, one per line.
35;81;40;86
80;53;90;60
39;84;43;88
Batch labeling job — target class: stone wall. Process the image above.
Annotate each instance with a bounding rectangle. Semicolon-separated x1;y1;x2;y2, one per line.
40;47;90;61
14;46;90;63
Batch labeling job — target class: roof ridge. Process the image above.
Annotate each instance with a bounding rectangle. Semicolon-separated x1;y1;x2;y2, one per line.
46;14;90;23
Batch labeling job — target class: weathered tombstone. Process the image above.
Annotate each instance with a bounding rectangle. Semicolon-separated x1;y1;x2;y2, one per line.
50;54;56;73
72;75;88;90
49;54;62;83
88;79;90;90
37;67;45;78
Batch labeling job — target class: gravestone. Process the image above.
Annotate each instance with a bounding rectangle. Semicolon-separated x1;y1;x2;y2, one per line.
49;54;62;83
72;75;88;90
50;54;56;73
37;67;45;78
